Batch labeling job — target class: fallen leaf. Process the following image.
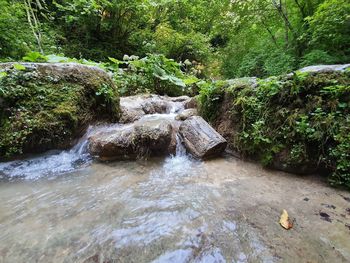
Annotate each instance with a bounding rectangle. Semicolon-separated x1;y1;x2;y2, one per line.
279;209;293;230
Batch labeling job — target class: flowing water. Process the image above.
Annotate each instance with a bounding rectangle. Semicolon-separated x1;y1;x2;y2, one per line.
1;114;350;262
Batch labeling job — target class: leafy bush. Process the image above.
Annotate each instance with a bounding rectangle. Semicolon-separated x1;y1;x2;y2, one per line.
307;0;350;58
0;0;33;59
300;50;340;67
152;23;212;63
108;54;199;96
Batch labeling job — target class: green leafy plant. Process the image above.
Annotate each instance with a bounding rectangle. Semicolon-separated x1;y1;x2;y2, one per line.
109;54;199;96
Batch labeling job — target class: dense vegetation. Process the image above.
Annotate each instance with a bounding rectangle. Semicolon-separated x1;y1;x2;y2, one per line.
198;69;350;188
0;1;349;188
1;0;349;78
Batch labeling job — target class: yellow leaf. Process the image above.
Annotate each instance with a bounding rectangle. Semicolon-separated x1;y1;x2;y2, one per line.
279;209;293;230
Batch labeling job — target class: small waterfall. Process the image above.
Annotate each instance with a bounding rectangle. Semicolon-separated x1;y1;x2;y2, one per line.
175;134;186;157
0;127;96;180
0;97;193;180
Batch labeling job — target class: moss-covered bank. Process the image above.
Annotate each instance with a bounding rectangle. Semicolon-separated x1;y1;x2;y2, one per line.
198;65;350;188
0;63;120;159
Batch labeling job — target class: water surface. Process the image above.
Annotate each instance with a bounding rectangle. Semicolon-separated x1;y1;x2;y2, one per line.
0;126;350;262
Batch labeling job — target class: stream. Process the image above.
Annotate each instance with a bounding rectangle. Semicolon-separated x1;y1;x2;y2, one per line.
1;111;350;262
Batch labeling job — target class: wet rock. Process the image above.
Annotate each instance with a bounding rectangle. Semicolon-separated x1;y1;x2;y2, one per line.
141;96;169;114
184;97;198;109
179;116;227;159
119;94;191;123
271;148;318;175
88;119;173;161
176;109;198;121
169;96;191;102
298;64;350;73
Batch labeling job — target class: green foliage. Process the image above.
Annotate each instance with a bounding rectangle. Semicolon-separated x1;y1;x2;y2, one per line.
23;52;48;62
220;0;350;79
150;23;212;63
108;54;199;96
0;0;34;59
197;81;224;122
199;69;350;189
307;0;350;59
300;50;339;67
1;0;349;76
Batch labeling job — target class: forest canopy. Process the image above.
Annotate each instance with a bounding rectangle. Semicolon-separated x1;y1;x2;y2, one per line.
0;0;349;78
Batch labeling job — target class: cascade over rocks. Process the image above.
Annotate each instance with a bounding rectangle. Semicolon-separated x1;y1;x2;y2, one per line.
119;94;196;123
89;95;226;161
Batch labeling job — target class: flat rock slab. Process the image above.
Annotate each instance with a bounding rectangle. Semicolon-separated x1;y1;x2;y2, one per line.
179;116;227;159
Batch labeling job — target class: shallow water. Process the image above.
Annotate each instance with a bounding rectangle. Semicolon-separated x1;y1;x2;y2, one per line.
1;149;350;262
0;111;350;262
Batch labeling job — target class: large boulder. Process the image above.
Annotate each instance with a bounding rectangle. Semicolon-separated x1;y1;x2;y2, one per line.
179;116;227;159
88;118;173;161
0;63;120;159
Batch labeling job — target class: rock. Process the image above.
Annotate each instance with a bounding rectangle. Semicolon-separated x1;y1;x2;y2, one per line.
0;62;119;159
225;77;259;89
141;96;169;114
184;97;198;109
88;119;173;161
119;107;145;123
271;148;318;175
206;64;350;177
176;109;198;121
120;95;171;123
298;64;350;73
179;116;227;159
168;96;191;102
119;94;198;123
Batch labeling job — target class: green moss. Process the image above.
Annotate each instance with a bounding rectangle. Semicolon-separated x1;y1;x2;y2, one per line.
0;64;120;158
199;70;350;189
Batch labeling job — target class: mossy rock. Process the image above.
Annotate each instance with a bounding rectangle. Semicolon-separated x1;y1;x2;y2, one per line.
0;63;120;159
199;64;350;188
